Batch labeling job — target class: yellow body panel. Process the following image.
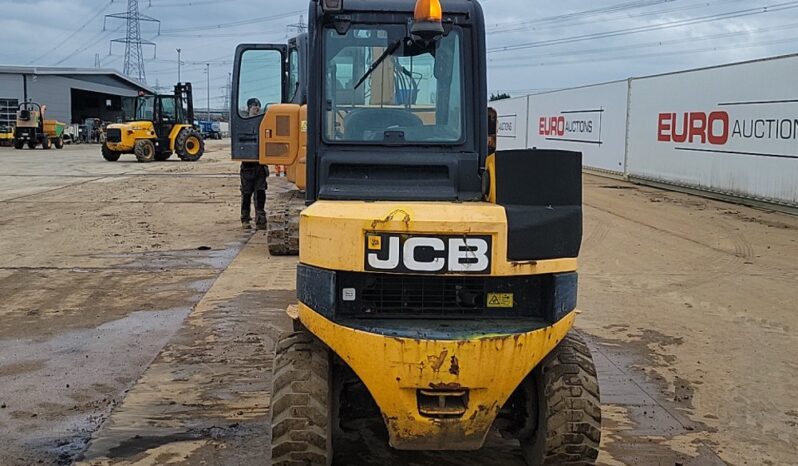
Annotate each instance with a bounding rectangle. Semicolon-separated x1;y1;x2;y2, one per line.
299;200;578;275
259;104;301;166
260;104;308;191
486;153;497;204
105;122;189;153
299;303;577;450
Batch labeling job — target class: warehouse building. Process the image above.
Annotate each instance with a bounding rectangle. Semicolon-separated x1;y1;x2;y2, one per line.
0;66;153;127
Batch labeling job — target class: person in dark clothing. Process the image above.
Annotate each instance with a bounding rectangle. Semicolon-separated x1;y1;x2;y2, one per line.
240;162;268;230
241;98;268;230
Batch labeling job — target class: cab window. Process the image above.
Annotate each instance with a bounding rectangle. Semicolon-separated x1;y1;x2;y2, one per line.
288;47;300;103
135;96;155;121
238;49;283;118
160;97;177;121
323;25;464;144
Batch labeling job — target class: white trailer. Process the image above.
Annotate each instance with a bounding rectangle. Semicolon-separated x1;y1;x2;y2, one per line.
526;81;629;176
626;54;798;208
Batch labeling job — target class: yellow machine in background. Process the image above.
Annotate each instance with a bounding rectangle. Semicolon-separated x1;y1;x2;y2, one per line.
102;83;204;163
13;103;65;150
0;125;13;147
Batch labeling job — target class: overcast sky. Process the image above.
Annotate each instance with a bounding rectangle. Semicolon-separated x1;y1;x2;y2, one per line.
2;0;797;106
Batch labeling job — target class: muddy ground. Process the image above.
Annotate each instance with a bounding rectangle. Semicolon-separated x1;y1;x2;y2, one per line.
1;142;796;466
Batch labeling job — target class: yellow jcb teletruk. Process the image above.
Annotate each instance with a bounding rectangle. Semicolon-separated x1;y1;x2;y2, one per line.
102;83;204;163
231;0;602;464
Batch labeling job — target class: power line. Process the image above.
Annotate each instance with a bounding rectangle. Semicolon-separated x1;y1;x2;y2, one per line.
28;0;114;64
488;1;798;53
488;0;676;34
150;0;246;6
489;20;798;64
161;11;302;34
491;34;798;69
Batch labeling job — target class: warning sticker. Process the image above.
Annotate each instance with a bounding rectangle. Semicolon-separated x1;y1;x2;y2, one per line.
367;235;382;250
487;293;514;308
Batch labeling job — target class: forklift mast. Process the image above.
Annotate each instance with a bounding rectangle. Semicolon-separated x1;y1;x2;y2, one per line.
174;82;195;124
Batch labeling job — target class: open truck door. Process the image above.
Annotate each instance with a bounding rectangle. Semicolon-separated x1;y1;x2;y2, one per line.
231;43;288;161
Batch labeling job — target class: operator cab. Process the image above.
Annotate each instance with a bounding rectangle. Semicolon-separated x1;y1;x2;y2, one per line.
120;86;190;138
307;0;487;202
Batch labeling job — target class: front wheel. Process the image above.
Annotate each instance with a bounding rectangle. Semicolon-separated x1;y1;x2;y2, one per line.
13;140;24;150
134;139;156;163
54;137;64;149
269;330;332;466
101;144;121;162
518;333;602;465
175;128;205;162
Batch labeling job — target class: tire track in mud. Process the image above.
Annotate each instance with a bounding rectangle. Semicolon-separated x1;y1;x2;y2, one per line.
583;201;755;297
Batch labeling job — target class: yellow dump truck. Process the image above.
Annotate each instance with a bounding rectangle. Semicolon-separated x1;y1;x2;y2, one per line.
13;103;65;150
0;125;13;147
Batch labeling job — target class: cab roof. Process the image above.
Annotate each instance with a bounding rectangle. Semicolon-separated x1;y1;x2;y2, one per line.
332;0;478;14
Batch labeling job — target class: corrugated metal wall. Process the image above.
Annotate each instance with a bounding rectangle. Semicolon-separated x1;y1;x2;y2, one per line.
0;73;142;124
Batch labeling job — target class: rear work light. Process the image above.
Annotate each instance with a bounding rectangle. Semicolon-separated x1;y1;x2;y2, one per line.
321;0;343;12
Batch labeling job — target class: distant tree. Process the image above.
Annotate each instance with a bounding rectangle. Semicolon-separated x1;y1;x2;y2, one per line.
490;92;511;101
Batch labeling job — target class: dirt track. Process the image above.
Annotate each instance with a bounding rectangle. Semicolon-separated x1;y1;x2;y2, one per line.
1;142;796;466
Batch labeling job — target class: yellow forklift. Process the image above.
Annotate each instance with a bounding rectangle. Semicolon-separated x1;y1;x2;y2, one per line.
232;0;601;464
102;83;204;163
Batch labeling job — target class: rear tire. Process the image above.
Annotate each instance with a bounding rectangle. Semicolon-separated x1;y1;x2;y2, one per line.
41;138;52;150
175;128;205;161
520;333;602;466
269;330;332;466
55;137;64;149
134;139;156;163
102;144;121;162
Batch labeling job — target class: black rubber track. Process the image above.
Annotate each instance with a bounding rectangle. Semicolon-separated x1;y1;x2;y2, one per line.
269;330;332;466
267;190;303;256
523;332;602;466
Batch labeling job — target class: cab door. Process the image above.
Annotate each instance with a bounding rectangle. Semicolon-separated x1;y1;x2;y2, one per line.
231;44;287;161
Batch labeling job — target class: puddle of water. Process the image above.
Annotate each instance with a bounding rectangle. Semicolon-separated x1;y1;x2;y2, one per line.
90;240;247;271
0;308;192;464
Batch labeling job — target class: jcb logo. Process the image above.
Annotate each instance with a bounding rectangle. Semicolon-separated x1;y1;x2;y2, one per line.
365;234;492;274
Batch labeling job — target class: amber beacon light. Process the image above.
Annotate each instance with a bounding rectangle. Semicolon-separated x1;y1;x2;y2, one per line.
412;0;444;41
414;0;443;22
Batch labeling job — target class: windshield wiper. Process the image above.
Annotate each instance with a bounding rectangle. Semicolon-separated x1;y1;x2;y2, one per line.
354;40;401;90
